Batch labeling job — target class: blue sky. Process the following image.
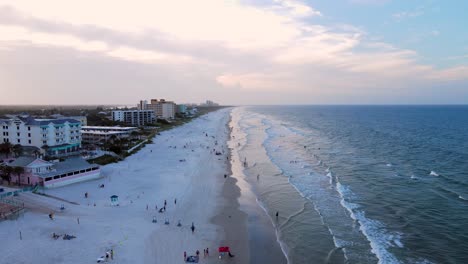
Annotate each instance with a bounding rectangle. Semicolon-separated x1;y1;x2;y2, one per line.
308;0;468;67
0;0;467;105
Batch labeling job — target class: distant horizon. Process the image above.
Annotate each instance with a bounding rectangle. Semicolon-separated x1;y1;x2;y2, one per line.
1;103;468;108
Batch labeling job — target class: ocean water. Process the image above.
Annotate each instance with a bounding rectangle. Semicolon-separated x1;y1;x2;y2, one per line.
229;105;468;264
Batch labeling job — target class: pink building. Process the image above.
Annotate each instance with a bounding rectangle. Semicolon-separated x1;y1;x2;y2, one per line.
8;157;101;188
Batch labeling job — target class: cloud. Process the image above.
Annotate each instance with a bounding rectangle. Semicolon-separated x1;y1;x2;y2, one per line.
273;0;322;17
0;0;467;105
349;0;390;5
392;10;424;21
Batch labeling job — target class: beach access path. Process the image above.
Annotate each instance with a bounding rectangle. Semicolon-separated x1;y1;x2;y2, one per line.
0;109;236;264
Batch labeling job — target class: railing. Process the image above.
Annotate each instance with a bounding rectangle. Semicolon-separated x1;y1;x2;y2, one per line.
0;185;38;199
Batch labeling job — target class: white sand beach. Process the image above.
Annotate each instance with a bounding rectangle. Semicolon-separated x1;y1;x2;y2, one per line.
0;109;237;264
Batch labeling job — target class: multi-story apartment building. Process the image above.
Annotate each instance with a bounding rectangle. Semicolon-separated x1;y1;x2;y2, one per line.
148;99;176;119
0;116;82;156
111;110;155;126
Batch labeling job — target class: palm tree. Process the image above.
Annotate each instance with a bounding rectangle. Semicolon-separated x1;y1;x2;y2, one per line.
131;131;140;140
0;165;13;185
33;149;41;158
12;144;23;157
13;166;25;186
109;134;117;144
0;142;12;158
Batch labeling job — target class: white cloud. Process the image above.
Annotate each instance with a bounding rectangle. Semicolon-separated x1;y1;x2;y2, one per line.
0;0;466;105
273;0;322;17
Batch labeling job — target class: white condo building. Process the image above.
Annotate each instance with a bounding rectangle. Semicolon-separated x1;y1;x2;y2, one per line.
111;110;155;126
0;116;82;156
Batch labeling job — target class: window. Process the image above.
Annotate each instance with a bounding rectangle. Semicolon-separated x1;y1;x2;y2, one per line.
28;133;31;137
17;132;20;136
17;139;20;143
28;140;31;144
28;127;31;131
43;140;46;144
17;126;19;130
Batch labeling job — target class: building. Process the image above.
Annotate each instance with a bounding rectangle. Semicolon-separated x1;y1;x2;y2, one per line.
200;100;219;107
111;110;155;126
50;114;87;126
137;100;148;110
0;116;82;157
81;126;138;144
177;104;187;114
147;99;176;119
7;156;100;188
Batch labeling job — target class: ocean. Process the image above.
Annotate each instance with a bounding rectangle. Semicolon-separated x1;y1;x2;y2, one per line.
229;105;468;264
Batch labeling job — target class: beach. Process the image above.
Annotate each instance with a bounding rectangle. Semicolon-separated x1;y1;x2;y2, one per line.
0;108;286;264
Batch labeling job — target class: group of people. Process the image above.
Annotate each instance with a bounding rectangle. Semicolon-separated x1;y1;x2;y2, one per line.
183;248;210;262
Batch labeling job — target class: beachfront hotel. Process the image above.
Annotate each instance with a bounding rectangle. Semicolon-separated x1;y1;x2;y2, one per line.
137;99;177;119
111;110;155;126
0;116;82;157
80;126;138;144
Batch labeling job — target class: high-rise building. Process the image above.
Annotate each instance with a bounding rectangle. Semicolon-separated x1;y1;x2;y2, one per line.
147;99;176;119
137;100;148;110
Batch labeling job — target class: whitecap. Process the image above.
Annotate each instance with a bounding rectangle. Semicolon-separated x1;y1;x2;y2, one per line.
429;171;439;177
386;163;393;167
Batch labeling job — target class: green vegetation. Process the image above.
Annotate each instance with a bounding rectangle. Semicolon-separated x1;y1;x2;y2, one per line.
88;154;121;165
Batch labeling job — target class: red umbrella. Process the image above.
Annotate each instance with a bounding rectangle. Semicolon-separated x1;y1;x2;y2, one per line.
218;246;230;253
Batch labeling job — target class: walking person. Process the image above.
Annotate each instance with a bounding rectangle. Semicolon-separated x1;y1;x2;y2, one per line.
206;248;209;256
110;249;114;260
184;251;187;261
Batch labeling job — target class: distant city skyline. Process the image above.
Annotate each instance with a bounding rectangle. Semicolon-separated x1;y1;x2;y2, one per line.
0;0;467;105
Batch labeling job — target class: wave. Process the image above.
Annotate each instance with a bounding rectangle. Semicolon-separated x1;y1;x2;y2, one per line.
429;171;439;177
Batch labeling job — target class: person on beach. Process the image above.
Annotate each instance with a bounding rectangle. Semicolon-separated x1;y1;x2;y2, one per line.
85;192;88;198
174;198;177;205
191;222;195;233
184;251;187;261
257;174;260;181
110;249;114;259
206;248;209;256
164;200;167;206
276;211;279;218
196;250;200;257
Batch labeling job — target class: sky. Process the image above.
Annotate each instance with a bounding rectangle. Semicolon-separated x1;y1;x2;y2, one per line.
0;0;467;105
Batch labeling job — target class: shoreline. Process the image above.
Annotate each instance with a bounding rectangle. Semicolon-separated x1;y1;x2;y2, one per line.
0;109;234;264
212;109;287;264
